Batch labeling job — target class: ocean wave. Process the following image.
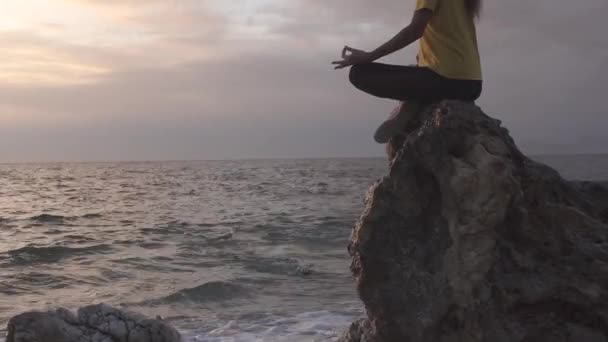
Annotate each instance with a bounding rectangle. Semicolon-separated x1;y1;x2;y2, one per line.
0;159;385;336
110;257;192;273
98;268;134;281
27;214;68;223
243;256;315;277
138;242;171;250
12;272;77;290
182;307;362;342
3;244;112;265
26;213;103;223
81;213;103;219
63;235;98;243
153;281;250;304
0;282;38;296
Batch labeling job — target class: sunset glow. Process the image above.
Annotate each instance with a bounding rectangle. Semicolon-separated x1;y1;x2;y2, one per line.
0;1;107;85
0;0;297;88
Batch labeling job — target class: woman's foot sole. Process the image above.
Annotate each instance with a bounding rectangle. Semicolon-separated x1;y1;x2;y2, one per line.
374;102;421;144
374;119;403;144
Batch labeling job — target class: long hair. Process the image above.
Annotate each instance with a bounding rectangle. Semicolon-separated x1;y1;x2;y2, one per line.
465;0;482;18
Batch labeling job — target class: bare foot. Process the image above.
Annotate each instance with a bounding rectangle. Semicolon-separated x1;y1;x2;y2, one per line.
374;102;421;143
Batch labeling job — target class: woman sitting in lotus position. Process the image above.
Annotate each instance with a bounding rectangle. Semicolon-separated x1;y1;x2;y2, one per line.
333;0;482;143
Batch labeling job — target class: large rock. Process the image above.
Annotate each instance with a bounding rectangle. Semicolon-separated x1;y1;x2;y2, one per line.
5;304;181;342
341;101;608;342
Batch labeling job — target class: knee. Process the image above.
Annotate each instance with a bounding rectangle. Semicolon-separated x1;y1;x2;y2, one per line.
463;82;482;102
473;83;483;101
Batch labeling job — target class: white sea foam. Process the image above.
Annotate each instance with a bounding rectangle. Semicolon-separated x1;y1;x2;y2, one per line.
184;309;361;342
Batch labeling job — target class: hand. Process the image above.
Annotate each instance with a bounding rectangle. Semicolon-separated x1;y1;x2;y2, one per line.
332;46;372;70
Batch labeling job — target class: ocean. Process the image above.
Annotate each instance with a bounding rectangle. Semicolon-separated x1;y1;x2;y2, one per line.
1;155;607;341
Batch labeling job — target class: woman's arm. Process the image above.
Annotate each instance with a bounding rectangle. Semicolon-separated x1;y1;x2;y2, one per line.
369;9;433;60
333;9;433;69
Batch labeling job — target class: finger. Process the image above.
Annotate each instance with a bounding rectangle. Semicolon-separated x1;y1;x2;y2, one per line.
334;61;351;69
341;46;348;58
331;60;343;64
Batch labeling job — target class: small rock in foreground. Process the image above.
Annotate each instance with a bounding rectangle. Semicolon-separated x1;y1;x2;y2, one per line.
6;304;181;342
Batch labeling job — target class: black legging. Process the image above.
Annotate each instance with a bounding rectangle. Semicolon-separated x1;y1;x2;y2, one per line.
349;63;482;104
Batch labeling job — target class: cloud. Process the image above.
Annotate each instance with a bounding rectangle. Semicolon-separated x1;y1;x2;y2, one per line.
0;0;607;161
0;30;112;86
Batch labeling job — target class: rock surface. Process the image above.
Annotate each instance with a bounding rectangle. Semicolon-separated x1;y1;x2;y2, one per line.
5;304;181;342
340;101;608;342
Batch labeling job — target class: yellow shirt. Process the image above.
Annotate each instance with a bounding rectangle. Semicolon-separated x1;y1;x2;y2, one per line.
415;0;482;80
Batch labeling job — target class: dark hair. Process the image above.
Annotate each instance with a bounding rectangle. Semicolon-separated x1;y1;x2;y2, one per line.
465;0;482;18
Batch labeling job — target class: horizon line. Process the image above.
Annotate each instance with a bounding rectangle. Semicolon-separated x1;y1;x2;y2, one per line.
2;152;608;165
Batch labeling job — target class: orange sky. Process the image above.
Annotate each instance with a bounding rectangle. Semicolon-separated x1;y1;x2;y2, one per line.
0;0;283;87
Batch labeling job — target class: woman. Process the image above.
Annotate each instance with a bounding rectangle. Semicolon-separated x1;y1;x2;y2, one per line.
333;0;483;143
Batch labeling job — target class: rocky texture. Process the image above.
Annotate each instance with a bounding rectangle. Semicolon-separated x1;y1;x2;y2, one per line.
340;101;608;342
5;304;181;342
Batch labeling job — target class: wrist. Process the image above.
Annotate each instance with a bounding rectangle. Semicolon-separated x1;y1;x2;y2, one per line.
368;50;382;61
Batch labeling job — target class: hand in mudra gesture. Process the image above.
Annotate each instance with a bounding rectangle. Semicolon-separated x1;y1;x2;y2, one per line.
332;46;373;69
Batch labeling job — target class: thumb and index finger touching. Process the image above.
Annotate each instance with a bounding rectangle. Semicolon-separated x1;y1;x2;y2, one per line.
342;46;354;58
332;46;354;70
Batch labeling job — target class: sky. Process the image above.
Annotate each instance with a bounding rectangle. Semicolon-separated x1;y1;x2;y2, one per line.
0;0;607;162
